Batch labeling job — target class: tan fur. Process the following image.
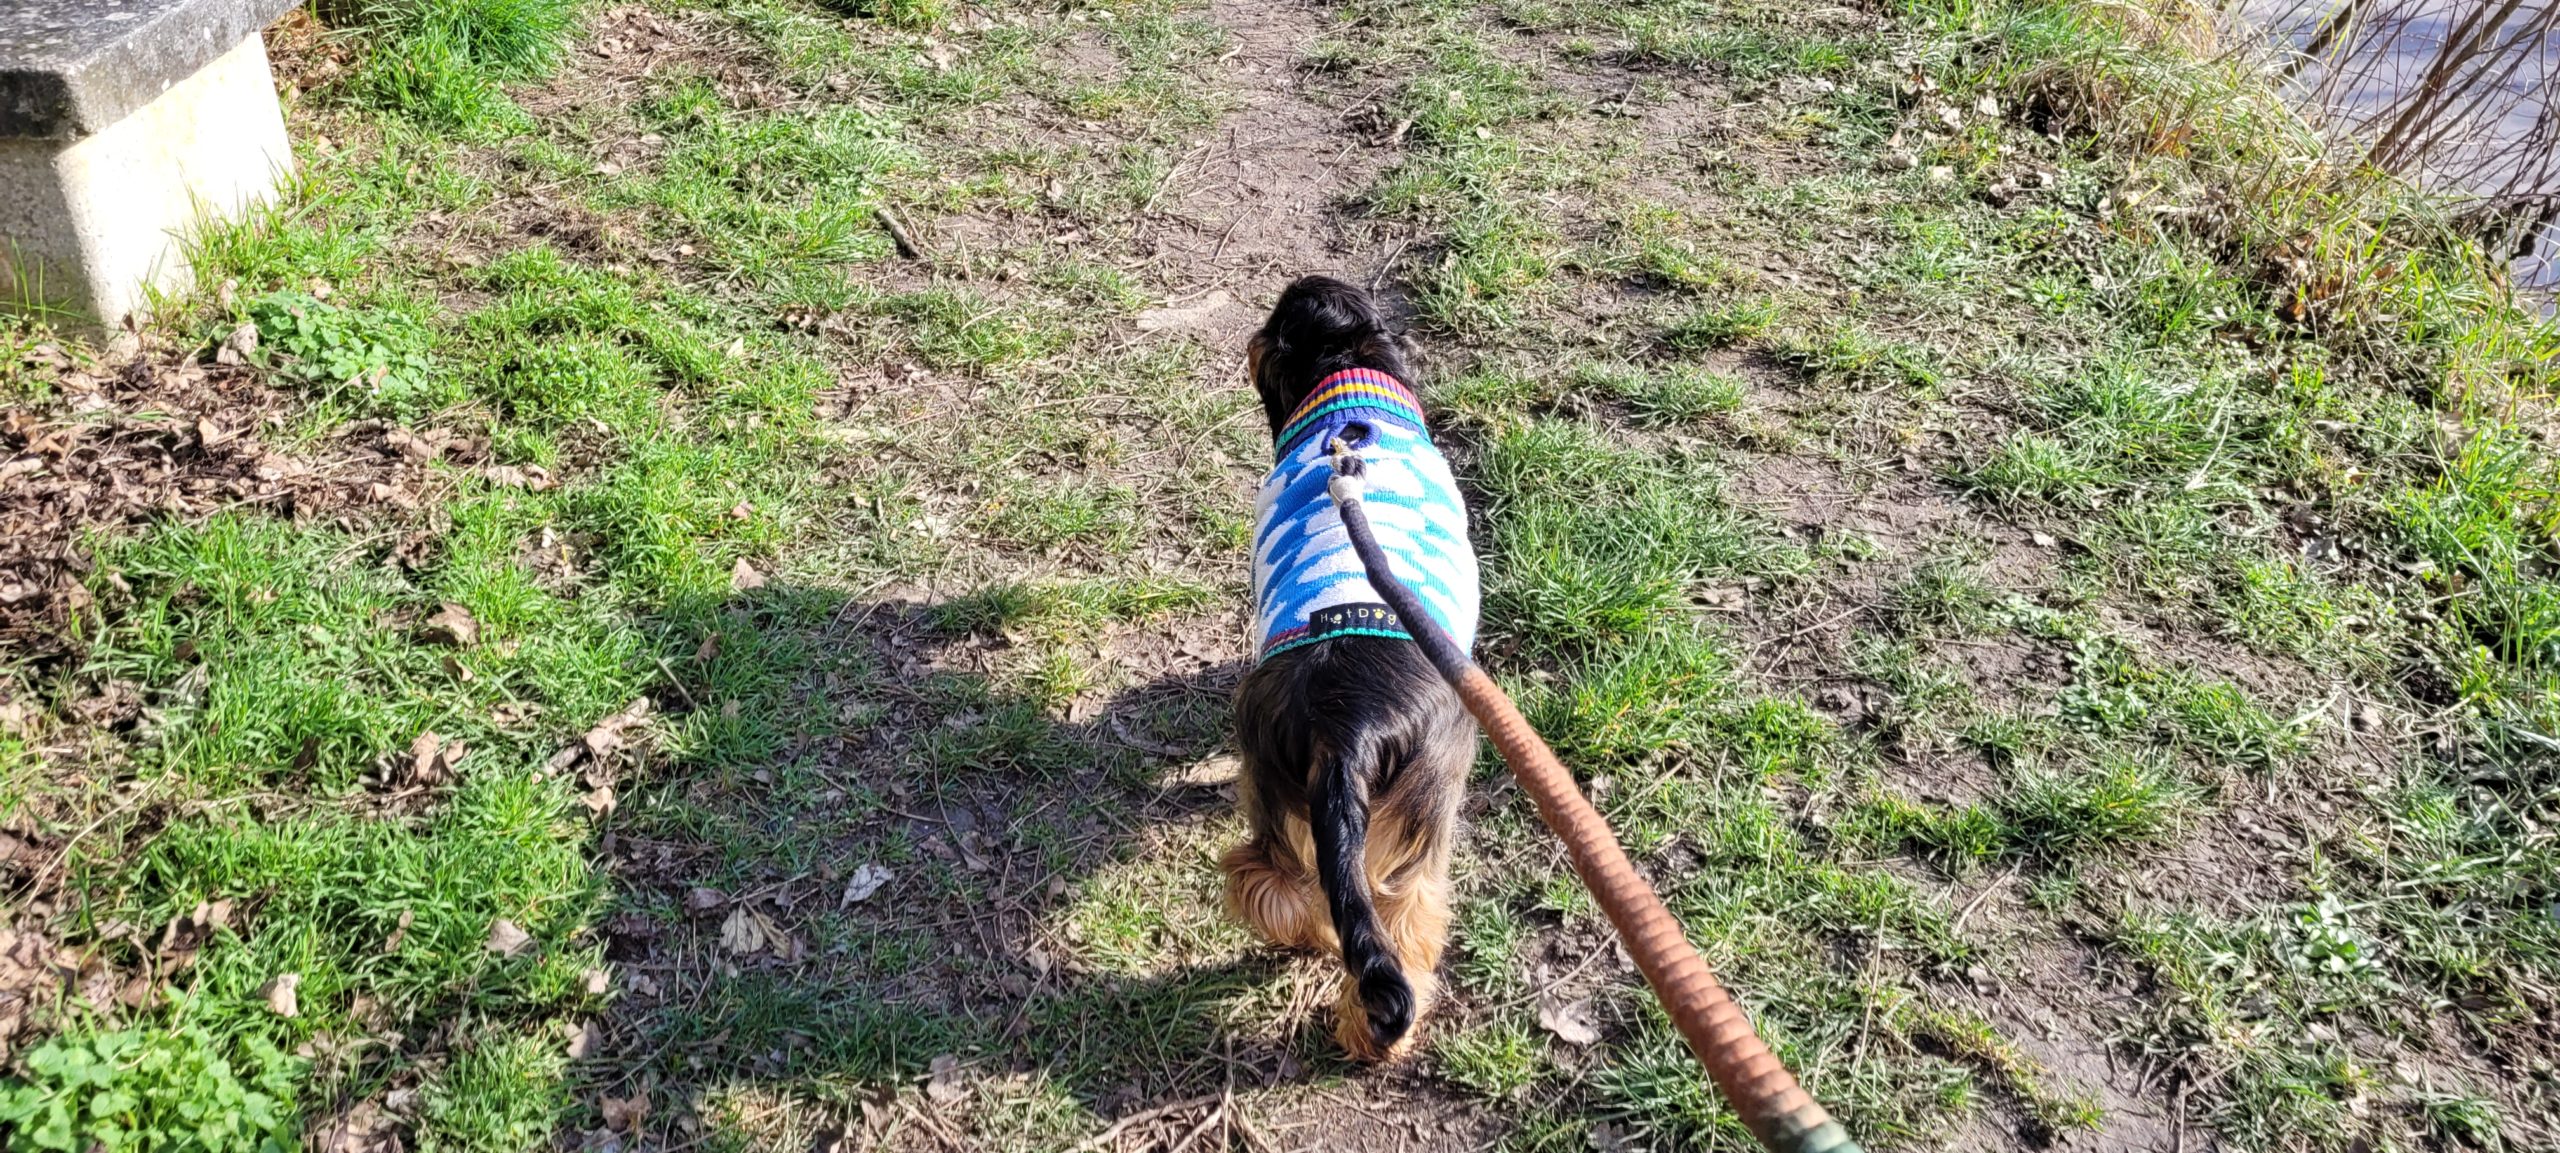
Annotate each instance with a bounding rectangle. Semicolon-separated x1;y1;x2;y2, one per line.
1221;838;1333;953
1222;775;1462;1064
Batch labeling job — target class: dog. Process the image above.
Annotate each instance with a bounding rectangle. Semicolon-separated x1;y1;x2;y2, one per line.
1221;276;1481;1062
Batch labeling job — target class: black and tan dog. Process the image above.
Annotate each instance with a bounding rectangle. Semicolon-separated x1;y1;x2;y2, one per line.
1222;276;1481;1062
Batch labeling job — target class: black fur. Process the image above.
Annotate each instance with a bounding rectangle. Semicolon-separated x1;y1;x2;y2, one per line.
1231;276;1474;1057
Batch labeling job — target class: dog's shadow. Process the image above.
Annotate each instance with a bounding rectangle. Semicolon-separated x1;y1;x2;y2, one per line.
576;580;1372;1144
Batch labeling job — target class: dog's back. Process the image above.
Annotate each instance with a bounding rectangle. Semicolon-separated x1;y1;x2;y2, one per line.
1222;276;1479;1061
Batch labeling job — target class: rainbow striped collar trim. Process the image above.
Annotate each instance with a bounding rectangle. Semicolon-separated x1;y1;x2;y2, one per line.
1274;368;1426;459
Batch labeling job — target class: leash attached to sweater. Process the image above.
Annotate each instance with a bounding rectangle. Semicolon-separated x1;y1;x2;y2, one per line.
1324;437;1862;1153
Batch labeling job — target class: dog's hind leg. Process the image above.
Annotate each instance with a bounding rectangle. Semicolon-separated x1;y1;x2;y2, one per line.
1222;835;1334;953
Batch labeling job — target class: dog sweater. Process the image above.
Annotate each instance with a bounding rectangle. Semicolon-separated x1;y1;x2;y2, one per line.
1253;368;1480;662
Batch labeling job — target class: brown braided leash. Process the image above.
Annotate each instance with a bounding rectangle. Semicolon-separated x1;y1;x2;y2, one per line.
1325;439;1860;1153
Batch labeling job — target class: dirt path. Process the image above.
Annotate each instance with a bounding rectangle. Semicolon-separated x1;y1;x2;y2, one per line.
1142;0;1404;344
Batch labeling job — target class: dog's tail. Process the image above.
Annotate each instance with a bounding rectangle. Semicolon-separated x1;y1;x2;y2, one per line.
1311;735;1413;1055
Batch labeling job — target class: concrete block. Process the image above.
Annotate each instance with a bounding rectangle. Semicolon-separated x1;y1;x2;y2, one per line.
2;0;299;333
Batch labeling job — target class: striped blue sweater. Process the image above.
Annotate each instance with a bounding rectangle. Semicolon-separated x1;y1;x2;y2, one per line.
1253;368;1480;662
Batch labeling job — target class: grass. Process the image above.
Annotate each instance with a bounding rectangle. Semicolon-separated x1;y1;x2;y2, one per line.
3;0;2558;1149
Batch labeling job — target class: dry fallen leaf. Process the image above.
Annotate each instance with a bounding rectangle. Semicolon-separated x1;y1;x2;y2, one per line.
583;967;611;996
718;905;773;955
306;1098;402;1153
419;602;480;647
152;900;233;970
599;1094;649;1133
1158;753;1238;789
567;1020;603;1059
925;1054;966;1104
407;731;466;785
730;558;765;591
581;699;653;759
385;428;444;462
485;919;534;957
1537;994;1600;1047
1133;289;1235;333
1590;1120;1638;1153
839;863;893;907
1695;586;1746;612
683;887;727;915
115;973;160;1010
259;972;301;1018
481;464;556;490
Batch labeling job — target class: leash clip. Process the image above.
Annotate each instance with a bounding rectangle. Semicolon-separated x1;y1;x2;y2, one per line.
1325;435;1368;506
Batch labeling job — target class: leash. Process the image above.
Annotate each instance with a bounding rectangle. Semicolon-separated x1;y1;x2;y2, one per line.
1323;437;1862;1153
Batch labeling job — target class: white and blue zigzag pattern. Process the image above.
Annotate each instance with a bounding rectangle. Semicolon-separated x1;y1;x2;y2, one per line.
1253;413;1479;661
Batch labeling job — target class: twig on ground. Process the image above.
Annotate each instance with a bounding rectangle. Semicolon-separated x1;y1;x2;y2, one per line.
1848;911;1887;1084
1230;1108;1282;1153
1166;1099;1226;1153
648;652;701;712
1110;713;1196;758
1068;1095;1225;1153
1370;238;1412;294
899;1098;968;1152
1953;863;2023;934
875;206;926;261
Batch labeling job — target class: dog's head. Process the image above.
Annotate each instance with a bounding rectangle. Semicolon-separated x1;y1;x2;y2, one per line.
1246;276;1413;438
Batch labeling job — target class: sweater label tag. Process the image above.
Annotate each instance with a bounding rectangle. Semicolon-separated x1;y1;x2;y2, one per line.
1305;601;1401;641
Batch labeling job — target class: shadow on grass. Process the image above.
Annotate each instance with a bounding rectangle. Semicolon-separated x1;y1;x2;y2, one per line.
573;580;1343;1148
